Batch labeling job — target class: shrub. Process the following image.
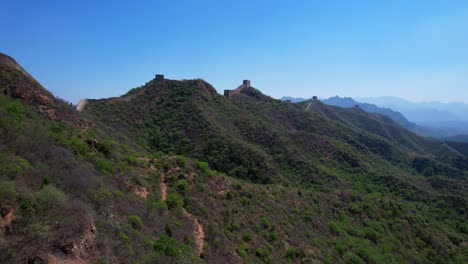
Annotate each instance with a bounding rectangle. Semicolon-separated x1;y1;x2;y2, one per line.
153;235;182;256
226;222;240;233
40;176;51;189
68;138;90;156
422;167;434;177
176;179;189;191
197;161;211;175
128;215;143;230
334;240;348;255
95;159;113;174
255;247;270;261
0;181;18;206
166;193;183;209
124;155;143;166
242;233;252;242
344;252;365;264
328;221;343;236
3;101;25;133
147;199;168;215
0;158;22;179
6;101;25;124
286;246;298;259
237;242;250;257
241;196;249;206
238;248;248;257
269;231;278;241
260;216;270;229
37;185;67;215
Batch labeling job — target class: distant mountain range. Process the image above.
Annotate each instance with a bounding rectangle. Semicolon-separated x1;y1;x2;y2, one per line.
280;96;311;103
321;96;417;130
281;95;468;140
357;96;468;138
356;96;468;122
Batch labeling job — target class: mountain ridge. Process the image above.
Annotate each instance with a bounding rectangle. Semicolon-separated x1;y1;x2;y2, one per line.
0;54;467;263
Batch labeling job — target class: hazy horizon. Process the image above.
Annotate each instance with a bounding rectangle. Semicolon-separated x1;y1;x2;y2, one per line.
3;1;468;103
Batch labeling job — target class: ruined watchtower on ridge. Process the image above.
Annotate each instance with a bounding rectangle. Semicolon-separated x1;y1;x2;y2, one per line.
155;74;164;81
312;96;318;100
224;79;252;98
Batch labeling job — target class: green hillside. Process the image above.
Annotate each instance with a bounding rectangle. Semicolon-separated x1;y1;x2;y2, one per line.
0;57;467;263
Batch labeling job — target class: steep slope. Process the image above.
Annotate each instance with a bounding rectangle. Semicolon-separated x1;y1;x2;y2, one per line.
1;56;467;264
83;78;466;183
0;53;81;126
304;99;457;155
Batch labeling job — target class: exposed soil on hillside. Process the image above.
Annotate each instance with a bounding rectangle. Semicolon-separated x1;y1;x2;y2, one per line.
159;171;204;256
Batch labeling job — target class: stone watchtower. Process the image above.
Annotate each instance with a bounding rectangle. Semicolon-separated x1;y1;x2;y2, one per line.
243;80;251;87
155;74;164;81
312;96;318;100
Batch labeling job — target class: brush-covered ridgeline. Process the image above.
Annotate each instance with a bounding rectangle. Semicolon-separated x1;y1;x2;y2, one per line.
0;53;467;263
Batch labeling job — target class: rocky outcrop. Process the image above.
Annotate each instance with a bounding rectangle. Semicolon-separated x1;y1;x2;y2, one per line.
132;186;149;199
1;53;82;126
61;223;96;258
48;223;96;264
76;99;88;112
0;207;16;236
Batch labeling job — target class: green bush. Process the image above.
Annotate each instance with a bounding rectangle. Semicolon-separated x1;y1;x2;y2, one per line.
124;155;142;166
0;181;18;206
176;179;189;191
153;235;183;256
237;242;250;257
128;215;143;230
286;246;299;260
197;161;211;175
166;193;183;209
260;216;270;229
37;185;67;215
6;101;25;124
68;138;90;156
40;176;51;189
148;199;168;215
242;233;252;242
95;159;113;174
2;101;25;135
344;252;365;264
0;161;22;180
269;231;278;241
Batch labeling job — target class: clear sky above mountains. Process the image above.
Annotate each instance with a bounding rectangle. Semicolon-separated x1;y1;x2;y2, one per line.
3;0;468;103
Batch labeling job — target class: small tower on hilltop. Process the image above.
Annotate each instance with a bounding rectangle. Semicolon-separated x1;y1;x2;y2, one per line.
243;80;251;87
312;96;318;100
155;74;164;81
224;90;231;97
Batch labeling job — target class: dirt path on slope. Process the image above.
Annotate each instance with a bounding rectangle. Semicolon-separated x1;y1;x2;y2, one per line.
159;173;204;256
160;174;167;201
183;208;205;257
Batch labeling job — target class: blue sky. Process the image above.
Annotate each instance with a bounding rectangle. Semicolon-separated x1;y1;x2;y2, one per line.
2;0;468;103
